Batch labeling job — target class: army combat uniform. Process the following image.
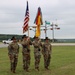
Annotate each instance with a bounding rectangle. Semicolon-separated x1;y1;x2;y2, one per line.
33;38;42;71
8;41;19;73
42;38;52;69
21;38;32;71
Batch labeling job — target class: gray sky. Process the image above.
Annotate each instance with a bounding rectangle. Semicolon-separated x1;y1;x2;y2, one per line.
0;0;75;39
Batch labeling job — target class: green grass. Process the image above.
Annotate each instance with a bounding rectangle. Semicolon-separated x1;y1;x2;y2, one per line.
0;46;75;75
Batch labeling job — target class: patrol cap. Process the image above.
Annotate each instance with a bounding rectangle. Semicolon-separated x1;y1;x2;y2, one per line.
35;36;38;39
45;37;49;40
33;36;35;39
11;36;16;40
33;36;37;39
22;35;27;39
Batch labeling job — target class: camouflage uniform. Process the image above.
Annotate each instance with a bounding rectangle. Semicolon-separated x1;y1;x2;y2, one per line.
33;38;42;71
8;41;19;73
21;38;32;71
42;39;52;69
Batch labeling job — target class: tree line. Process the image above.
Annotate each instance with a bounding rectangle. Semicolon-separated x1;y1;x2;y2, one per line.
0;34;75;43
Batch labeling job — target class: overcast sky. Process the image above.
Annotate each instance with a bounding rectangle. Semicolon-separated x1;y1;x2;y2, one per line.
0;0;75;39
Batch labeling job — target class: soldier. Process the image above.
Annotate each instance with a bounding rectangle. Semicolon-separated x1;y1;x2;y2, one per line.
8;36;19;73
42;37;52;70
33;36;42;71
21;35;32;72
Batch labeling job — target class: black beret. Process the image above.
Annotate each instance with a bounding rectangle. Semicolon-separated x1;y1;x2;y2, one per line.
34;36;38;39
11;36;16;40
45;37;49;40
22;35;27;39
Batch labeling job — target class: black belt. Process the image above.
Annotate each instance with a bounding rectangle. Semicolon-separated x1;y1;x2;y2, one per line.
34;46;38;48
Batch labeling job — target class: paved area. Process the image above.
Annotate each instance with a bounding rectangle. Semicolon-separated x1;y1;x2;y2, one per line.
51;43;75;46
0;43;21;48
0;43;75;48
0;43;8;48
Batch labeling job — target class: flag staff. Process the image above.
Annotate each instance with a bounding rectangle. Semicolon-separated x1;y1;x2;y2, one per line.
28;26;29;37
22;1;29;36
45;21;47;38
34;7;43;37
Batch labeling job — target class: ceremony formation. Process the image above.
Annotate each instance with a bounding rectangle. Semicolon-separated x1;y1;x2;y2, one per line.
8;35;52;73
7;1;52;73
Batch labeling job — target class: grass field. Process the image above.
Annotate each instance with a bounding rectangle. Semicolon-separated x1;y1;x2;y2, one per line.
0;46;75;75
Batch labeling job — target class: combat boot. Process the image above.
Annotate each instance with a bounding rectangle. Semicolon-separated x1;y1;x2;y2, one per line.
37;68;39;71
35;67;39;71
45;67;49;70
13;70;16;73
23;67;26;70
12;68;16;73
26;69;29;72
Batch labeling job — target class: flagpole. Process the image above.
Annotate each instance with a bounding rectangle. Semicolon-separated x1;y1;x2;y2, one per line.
23;1;29;35
34;7;43;37
45;21;47;38
28;26;29;37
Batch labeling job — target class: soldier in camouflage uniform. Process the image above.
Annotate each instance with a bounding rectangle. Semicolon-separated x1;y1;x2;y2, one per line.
21;35;32;72
42;37;52;70
8;36;19;73
33;36;42;71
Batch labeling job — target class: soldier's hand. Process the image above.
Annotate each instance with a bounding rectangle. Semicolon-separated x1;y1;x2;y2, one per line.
9;55;13;60
27;37;30;41
11;46;14;49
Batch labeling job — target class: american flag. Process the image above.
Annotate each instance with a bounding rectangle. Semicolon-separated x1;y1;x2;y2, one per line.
23;1;29;33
